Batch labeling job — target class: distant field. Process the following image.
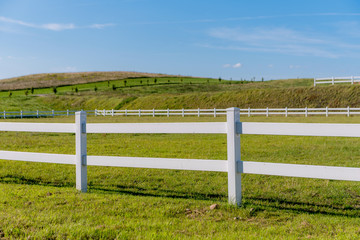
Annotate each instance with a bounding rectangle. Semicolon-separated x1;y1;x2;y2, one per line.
1;115;360;238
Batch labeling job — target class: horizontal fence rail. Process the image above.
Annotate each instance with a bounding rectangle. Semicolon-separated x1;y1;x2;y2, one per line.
314;76;360;86
2;108;360;207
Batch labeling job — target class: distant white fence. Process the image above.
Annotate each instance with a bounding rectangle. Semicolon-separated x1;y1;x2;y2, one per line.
3;108;360;119
2;108;360;206
314;76;360;86
95;107;360;117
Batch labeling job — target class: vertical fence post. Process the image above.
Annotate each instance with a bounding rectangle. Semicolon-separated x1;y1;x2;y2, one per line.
326;106;328;117
52;110;54;118
67;109;69;117
266;107;269;117
214;108;217;117
347;106;350;117
198;108;200;117
226;107;242;206
305;107;308;117
3;110;5;119
332;77;334;85
139;109;141;117
167;108;170;117
75;111;87;192
20;110;23;119
94;109;97;117
112;109;114;117
153;108;155;117
182;108;184;117
248;107;251;117
37;110;39;118
125;109;128;117
285;107;288;117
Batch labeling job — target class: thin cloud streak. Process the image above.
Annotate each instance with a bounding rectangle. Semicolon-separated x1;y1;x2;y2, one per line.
0;16;114;31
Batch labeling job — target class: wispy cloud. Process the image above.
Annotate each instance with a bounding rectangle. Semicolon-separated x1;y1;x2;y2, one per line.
0;16;114;31
223;62;242;68
205;26;360;58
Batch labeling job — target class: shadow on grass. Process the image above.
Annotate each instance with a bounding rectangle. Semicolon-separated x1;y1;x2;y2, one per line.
90;184;226;202
0;174;74;188
246;196;360;217
2;174;360;217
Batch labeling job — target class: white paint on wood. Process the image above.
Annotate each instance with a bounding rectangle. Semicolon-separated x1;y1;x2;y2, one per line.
239;122;360;137
0;150;74;164
87;156;227;172
226;107;242;206
242;161;360;181
0;123;75;133
87;122;227;134
75;111;87;192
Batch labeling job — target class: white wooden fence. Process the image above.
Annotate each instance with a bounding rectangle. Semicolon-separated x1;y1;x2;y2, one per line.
1;108;360;206
314;76;360;86
95;107;360;117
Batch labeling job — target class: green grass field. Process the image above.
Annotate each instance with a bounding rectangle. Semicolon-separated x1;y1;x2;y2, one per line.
1;115;360;239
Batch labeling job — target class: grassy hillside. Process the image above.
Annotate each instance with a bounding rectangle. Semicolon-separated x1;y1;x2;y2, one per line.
1;71;359;111
0;71;177;90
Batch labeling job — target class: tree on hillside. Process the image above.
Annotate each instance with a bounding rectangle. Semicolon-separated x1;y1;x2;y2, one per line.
218;77;222;82
124;80;127;87
154;78;157;84
8;91;12;98
75;87;79;93
52;87;57;94
31;87;34;94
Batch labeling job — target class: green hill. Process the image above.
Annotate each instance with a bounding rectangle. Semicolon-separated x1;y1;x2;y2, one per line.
1;72;359;111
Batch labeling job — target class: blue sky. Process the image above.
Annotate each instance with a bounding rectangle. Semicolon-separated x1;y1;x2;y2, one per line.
1;0;360;80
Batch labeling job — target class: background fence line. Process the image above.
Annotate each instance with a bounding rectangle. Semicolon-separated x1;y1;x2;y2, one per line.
314;76;360;86
2;109;360;206
3;107;360;118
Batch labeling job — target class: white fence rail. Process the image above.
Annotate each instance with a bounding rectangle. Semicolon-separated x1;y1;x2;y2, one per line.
314;76;360;86
95;107;360;117
2;108;360;206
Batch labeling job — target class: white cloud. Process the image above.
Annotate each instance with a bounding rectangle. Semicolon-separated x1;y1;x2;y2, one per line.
233;63;242;68
223;62;242;68
41;23;76;31
289;65;300;69
0;16;114;31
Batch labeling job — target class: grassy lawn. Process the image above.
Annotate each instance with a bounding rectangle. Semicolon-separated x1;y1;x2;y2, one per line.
1;115;360;239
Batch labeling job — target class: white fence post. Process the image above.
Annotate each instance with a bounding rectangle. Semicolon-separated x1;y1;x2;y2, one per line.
332;77;334;85
198;108;200;117
153;108;155;117
3;110;5;119
75;111;87;192
326;106;328;117
347;106;350;117
139;109;141;117
112;109;114;117
266;107;269;117
214;108;216;117
182;108;184;117
37;110;39;118
95;109;97;117
167;108;170;117
67;109;69;117
248;107;250;117
226;107;242;206
125;109;127;117
20;110;23;119
305;107;308;117
285;107;288;117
